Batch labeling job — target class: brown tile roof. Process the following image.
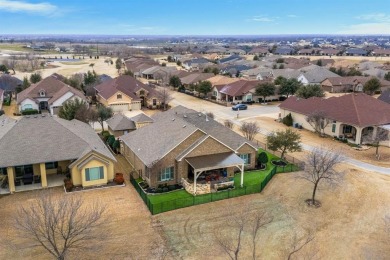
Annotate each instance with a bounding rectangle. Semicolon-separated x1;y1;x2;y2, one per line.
323;76;365;85
94;75;154;101
219;80;262;97
180;73;214;85
17;74;86;105
279;93;390;127
208;75;241;86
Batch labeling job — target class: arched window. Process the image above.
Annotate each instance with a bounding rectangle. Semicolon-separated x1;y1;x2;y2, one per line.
117;93;122;99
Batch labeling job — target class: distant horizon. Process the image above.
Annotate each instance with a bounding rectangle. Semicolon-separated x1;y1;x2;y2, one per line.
0;0;389;35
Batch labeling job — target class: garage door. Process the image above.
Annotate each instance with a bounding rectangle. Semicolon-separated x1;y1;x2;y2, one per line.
110;103;129;112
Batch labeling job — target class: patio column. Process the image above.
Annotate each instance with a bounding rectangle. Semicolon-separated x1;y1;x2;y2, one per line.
355;128;363;145
240;164;244;188
40;163;47;188
7;167;15;193
193;171;197;195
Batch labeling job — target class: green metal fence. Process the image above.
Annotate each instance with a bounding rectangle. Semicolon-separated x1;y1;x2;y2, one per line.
130;166;278;215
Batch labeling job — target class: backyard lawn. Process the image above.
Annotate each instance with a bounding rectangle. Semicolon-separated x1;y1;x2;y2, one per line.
135;149;300;208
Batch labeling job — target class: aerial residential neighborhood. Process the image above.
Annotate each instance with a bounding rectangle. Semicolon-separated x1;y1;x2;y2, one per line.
1;0;390;259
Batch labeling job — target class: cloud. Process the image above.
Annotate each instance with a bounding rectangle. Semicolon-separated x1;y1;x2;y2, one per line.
249;15;275;22
338;22;390;34
356;13;390;22
117;24;166;33
0;0;57;15
287;14;298;18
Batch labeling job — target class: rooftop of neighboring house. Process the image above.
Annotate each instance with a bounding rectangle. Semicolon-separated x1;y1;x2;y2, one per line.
219;55;243;64
346;48;368;55
272;68;301;79
0;115;115;168
248;47;269;54
120;106;257;167
180;73;214;85
106;114;136;131
279;93;390;128
94;75;157;101
208;75;241;86
141;65;178;75
378;89;390;104
125;58;159;72
219;79;263;96
322;76;366;85
0;74;22;92
299;65;340;83
16;74;87;105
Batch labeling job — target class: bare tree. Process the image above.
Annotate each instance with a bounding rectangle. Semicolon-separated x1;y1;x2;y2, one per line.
240;121;260;141
287;232;315;260
157;86;172;110
362;128;389;159
306;110;330;137
15;191;108;260
299;147;344;207
250;211;273;260
224;119;234;129
215;207;273;260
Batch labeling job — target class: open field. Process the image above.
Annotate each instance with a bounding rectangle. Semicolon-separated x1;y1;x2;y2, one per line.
0;44;32;53
156;166;390;259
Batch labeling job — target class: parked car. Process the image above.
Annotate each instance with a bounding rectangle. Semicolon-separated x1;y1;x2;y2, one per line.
232;104;248;111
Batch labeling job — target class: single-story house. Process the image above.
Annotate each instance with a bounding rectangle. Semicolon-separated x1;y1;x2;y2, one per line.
120;106;258;194
180;73;215;88
0;115;116;194
372;48;390;57
345;48;368;56
321;76;366;93
279;93;390;145
218;55;243;64
241;67;273;80
248;47;269;56
297;66;340;85
17;74;87;115
95;75;162;112
106;113;153;137
182;58;213;71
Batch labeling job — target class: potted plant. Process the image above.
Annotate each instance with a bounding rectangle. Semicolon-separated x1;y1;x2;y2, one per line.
64;178;74;192
114;173;124;185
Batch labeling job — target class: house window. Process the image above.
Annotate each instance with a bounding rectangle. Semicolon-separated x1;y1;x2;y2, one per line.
85;166;104;181
343;125;353;134
39;90;45;97
117;93;122;99
14;165;33;178
0;168;7;175
23;104;33;110
239;154;251;165
159;167;174;182
45;161;58;170
140;90;145;95
213;91;217;96
153;99;157;106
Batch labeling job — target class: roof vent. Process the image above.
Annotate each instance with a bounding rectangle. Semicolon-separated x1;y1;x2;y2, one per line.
172;118;175;121
41;114;45;117
184;114;187;118
34;115;38;118
198;113;202;117
26;115;30;118
183;125;186;128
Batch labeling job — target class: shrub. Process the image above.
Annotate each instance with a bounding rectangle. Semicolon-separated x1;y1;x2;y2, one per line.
101;131;110;141
0;110;4;116
282;113;293;126
21;109;39;115
114;173;124;185
107;135;115;147
162;187;169;192
168;185;176;191
156;188;163;193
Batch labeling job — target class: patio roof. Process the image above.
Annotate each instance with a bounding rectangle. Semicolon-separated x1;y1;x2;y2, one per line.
186;152;244;172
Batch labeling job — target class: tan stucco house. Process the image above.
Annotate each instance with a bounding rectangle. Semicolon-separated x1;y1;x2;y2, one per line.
17;74;87;115
120;106;258;195
279;93;390;146
0;115;116;194
94;75;162;112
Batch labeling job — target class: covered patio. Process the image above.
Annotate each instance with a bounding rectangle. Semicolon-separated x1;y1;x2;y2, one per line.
184;153;244;195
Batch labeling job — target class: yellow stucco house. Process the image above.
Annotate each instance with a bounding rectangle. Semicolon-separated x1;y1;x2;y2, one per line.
94;75;163;112
0;115;116;194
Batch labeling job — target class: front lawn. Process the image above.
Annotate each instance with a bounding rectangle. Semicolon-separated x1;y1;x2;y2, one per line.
234;170;268;186
148;189;192;204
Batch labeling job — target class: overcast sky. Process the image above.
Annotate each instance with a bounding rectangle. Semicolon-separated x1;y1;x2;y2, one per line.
0;0;389;35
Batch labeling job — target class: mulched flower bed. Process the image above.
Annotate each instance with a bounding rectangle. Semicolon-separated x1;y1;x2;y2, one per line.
65;181;125;193
305;199;321;208
271;160;288;167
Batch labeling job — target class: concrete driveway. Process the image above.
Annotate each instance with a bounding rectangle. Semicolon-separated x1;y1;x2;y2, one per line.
170;91;279;121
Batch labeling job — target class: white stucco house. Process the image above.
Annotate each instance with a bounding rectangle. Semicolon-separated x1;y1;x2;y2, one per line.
17;74;87;115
